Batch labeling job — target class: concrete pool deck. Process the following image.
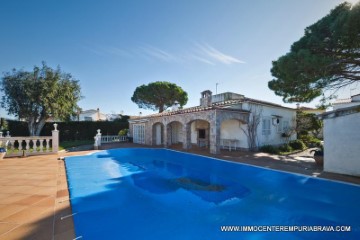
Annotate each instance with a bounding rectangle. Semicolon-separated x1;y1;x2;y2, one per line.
0;143;359;239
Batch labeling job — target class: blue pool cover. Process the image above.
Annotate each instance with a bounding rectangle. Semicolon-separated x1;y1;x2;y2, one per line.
65;148;360;239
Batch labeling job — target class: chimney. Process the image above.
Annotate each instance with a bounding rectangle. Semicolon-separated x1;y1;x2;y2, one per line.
200;90;212;107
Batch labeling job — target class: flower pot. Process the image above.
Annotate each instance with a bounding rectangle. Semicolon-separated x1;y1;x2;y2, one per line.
310;148;324;167
314;155;324;166
0;148;6;159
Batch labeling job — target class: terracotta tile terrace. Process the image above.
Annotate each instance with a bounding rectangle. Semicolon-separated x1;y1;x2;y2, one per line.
0;143;359;239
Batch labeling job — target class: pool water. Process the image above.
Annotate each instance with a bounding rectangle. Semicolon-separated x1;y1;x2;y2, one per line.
65;148;360;239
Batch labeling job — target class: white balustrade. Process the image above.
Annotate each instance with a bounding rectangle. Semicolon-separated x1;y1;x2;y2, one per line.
0;124;60;157
94;129;128;148
100;135;127;143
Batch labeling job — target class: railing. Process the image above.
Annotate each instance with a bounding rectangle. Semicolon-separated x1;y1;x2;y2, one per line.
0;124;59;157
1;137;53;157
101;135;127;143
94;129;128;149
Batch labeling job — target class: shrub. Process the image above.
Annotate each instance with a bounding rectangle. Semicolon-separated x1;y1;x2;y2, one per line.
118;129;128;136
299;134;322;147
259;145;280;154
298;134;313;145
279;144;293;152
289;140;306;150
309;138;322;147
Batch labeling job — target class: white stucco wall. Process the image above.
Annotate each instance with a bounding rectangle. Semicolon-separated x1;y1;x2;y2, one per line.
324;112;360;176
78;111;107;121
332;101;360;110
241;103;297;147
220;120;248;148
79;112;97;121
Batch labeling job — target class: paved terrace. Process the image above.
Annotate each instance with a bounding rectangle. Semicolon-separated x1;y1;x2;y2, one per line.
0;143;359;239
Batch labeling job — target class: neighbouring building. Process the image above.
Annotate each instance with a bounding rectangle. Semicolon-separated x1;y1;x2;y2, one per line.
332;93;360;110
106;113;123;121
75;108;107;121
320;105;360;177
296;104;325;115
129;90;297;154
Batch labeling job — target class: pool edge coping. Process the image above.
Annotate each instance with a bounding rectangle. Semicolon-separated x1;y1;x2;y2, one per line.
64;147;360;187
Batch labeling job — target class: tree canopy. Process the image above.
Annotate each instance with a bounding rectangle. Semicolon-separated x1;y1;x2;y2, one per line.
1;62;82;136
296;111;323;138
131;81;188;113
268;2;360;103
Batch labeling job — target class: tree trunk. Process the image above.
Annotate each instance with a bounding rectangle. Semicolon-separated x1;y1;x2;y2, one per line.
159;105;164;113
28;117;36;136
34;119;46;136
27;117;46;136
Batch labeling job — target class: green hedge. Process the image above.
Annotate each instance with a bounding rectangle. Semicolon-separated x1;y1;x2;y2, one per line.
259;145;280;154
5;120;128;141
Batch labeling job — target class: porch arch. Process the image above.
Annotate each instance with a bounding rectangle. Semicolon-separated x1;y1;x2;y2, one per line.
152;122;164;146
184;119;211;149
167;121;184;146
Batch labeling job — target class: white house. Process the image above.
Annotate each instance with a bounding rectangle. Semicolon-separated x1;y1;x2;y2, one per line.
75;108;107;121
129;90;297;154
320;105;360;177
332;93;360;110
106;113;123;121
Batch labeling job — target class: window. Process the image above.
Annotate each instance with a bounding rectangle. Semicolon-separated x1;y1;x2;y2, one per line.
84;117;92;121
262;118;271;135
198;129;206;139
133;124;145;144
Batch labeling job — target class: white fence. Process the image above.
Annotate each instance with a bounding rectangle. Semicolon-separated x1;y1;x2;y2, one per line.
0;124;59;157
94;129;128;149
101;135;127;143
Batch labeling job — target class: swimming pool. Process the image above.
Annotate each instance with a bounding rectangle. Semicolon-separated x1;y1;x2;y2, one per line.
65;148;360;239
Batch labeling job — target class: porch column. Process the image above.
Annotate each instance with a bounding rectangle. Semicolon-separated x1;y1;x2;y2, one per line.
52;123;59;153
182;123;192;150
209;118;220;154
163;124;171;147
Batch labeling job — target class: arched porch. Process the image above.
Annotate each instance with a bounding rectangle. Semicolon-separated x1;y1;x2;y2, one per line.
152;122;164;146
167;121;184;147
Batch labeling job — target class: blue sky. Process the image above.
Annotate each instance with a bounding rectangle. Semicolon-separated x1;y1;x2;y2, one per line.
1;0;359;117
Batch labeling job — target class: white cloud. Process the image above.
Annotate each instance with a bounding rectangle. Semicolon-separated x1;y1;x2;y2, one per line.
139;45;176;62
186;53;215;65
84;42;245;65
194;43;245;65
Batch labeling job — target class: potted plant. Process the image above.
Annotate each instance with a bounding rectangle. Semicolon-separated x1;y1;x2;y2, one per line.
310;146;324;166
0;147;6;160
